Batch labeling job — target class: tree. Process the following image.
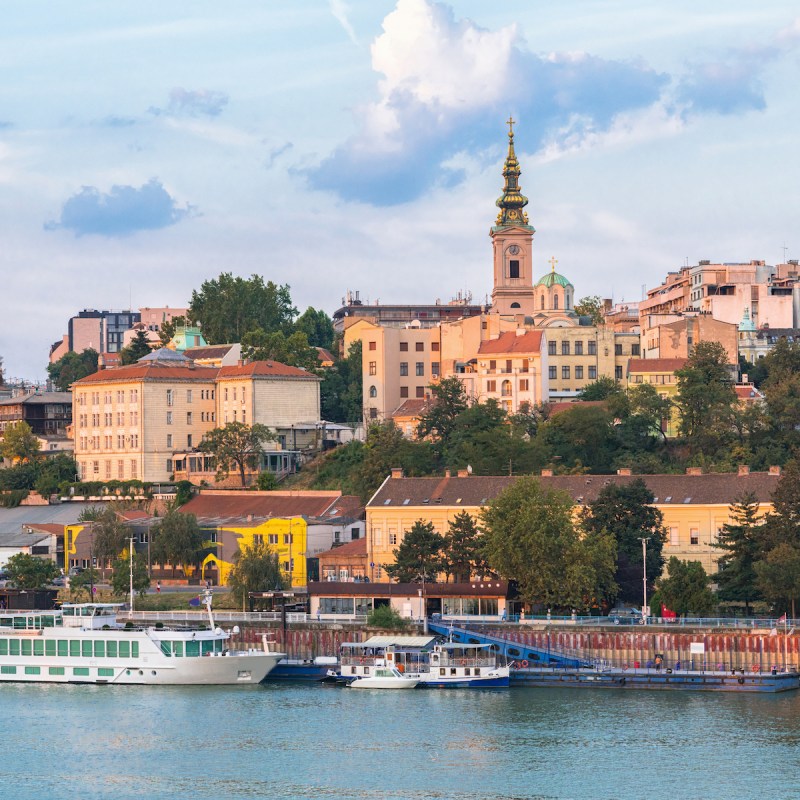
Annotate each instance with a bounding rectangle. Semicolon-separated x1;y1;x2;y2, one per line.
384;520;445;583
199;422;275;487
675;341;736;451
755;543;800;618
4;553;59;589
227;540;285;608
574;295;604;325
240;328;318;371
34;454;79;497
151;510;205;577
188;273;296;344
0;421;40;462
294;307;335;350
119;330;153;365
366;605;410;629
625;383;673;444
535;404;617;473
111;550;151;598
651;557;716;617
442;511;485;583
577;377;619;401
417;376;469;445
582;479;667;605
714;492;764;613
78;505;129;570
158;316;186;346
47;348;99;391
68;568;100;601
321;340;362;424
481;477;617;609
760;338;800;449
763;459;800;551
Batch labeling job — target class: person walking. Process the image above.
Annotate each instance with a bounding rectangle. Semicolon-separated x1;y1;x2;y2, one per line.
156;581;161;594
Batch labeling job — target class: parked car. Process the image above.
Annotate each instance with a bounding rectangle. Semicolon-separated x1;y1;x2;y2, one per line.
68;566;84;576
609;607;643;624
51;576;67;587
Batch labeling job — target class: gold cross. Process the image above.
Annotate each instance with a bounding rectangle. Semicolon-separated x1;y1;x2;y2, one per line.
506;116;515;136
549;256;558;272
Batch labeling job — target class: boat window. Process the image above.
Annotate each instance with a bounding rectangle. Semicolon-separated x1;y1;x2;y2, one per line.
119;641;130;658
73;668;90;676
94;641;105;658
81;607;94;617
98;668;114;677
57;640;68;657
131;642;139;658
1;665;16;675
81;641;92;657
107;641;117;658
70;641;80;657
186;640;200;658
9;640;20;656
63;607;75;617
25;667;41;676
160;641;172;657
173;641;183;657
45;641;56;656
34;640;44;657
201;640;214;655
0;640;6;655
49;667;65;676
13;617;27;629
21;640;32;657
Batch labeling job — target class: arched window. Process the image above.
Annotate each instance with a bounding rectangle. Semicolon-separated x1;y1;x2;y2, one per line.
369;385;377;398
553;293;559;310
501;380;512;397
510;302;521;309
566;294;570;310
540;295;545;310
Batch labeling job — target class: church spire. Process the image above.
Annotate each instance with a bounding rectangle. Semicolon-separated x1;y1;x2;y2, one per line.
495;116;531;228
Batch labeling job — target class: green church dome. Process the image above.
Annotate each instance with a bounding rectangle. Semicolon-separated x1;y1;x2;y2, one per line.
536;270;572;288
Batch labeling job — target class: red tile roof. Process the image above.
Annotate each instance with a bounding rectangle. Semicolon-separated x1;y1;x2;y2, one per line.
217;361;319;380
391;398;434;418
74;363;218;384
23;523;65;535
316;537;367;559
478;330;544;355
627;358;687;374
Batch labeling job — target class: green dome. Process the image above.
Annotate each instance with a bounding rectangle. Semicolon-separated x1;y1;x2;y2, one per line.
536;271;573;288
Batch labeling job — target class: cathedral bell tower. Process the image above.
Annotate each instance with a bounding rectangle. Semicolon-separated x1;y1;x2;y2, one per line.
490;117;536;316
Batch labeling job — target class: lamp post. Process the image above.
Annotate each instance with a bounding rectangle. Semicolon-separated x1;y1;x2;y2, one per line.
639;536;648;626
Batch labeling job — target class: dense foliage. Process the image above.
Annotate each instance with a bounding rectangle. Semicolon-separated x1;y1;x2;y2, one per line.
227;540;285;607
4;552;60;589
199;422;274;486
47;348;98;391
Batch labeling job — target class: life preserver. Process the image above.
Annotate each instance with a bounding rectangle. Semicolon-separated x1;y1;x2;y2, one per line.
752;664;760;673
519;660;529;668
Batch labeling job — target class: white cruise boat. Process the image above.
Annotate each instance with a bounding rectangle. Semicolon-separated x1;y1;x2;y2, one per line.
0;594;284;686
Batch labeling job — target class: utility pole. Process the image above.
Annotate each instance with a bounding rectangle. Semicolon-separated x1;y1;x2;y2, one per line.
639;537;648;626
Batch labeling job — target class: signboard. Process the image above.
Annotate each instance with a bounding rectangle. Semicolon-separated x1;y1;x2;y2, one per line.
690;642;705;654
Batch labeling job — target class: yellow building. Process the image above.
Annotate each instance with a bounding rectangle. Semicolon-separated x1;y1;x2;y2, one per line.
626;357;687;438
366;469;781;580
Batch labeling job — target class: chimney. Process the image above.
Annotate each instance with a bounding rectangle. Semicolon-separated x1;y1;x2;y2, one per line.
444;469;451;478
390;468;403;479
738;465;750;476
541;469;553;477
457;469;469;478
686;467;702;476
769;466;782;476
617;468;632;476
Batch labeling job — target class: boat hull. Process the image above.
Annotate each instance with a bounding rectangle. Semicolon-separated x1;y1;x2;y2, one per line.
348;677;419;689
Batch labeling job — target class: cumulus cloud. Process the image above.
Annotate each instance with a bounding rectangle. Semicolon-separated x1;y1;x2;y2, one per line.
149;88;229;118
45;178;195;237
307;0;668;204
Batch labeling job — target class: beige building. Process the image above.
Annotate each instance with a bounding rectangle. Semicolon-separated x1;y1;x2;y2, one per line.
641;314;738;365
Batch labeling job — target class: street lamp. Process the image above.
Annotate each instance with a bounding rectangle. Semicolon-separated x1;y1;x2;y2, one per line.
639;536;648;626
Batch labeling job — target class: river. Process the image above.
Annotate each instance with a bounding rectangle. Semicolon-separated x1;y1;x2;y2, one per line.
3;682;799;799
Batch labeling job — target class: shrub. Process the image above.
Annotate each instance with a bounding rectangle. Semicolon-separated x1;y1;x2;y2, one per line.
366;605;409;630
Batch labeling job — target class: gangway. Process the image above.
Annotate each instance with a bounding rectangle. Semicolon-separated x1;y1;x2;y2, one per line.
428;620;593;669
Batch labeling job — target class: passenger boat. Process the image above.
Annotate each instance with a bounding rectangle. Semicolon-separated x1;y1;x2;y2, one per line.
348;665;420;690
335;635;510;688
0;593;284;686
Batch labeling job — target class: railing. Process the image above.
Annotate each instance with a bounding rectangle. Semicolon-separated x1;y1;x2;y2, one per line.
125;611;281;623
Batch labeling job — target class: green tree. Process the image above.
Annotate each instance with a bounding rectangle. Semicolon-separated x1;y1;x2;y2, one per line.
46;348;99;391
760;338;800;449
320;340;363;423
119;330;153;365
199;422;275;487
626;383;672;445
227;540;285;608
574;295;604;325
714;492;764;613
535;404;617;473
34;454;79;497
188;273;296;344
68;568;100;600
675;341;736;451
366;605;409;629
151;510;205;577
1;421;40;462
754;543;800;618
294;307;335;350
442;511;485;583
256;471;278;490
4;553;59;589
417;376;469;445
111;551;151;598
481;477;616;609
762;459;800;551
79;506;129;570
577;377;620;401
240;328;319;371
651;557;716;616
158;316;186;346
384;520;445;583
583;479;667;605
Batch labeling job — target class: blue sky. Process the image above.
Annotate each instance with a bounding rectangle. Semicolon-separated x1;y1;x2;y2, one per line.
1;1;798;380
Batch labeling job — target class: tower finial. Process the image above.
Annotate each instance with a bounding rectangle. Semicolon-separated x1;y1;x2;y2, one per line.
549;256;558;273
495;118;531;228
506;115;515;138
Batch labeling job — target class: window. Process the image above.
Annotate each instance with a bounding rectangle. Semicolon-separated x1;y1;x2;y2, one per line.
187;434;193;449
431;342;440;352
166;412;173;425
432;362;440;377
400;387;409;398
186;390;192;403
186;412;192;425
416;387;425;398
509;259;520;279
284;533;293;544
399;341;408;352
369;386;377;398
415;362;424;377
615;344;623;356
632;344;641;356
369;408;377;419
399;362;408;376
549;366;557;380
167;434;173;448
690;528;699;545
588;366;597;380
553;294;559;310
369;361;377;376
615;366;623;380
548;341;556;355
519;379;529;391
268;534;278;545
669;527;679;546
415;342;424;352
562;366;570;379
562;341;570;355
588;341;597;355
117;460;124;479
486;380;496;392
105;460;111;479
389;533;397;545
574;341;583;355
370;341;377;351
575;366;583;380
166;389;174;406
131;459;137;478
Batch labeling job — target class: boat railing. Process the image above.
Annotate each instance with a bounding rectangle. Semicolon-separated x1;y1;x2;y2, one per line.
125;611;301;623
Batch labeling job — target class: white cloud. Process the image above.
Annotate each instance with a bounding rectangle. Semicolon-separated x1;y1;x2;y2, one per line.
329;0;358;45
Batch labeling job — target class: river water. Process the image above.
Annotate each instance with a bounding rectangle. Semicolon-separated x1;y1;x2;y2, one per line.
3;682;799;800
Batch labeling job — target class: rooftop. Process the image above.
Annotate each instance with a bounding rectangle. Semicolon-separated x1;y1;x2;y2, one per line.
478;330;544;355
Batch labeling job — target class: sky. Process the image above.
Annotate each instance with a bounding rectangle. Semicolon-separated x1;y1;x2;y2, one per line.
1;0;799;381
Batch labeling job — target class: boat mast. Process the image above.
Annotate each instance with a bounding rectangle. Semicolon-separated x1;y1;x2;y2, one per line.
128;536;135;613
203;589;216;629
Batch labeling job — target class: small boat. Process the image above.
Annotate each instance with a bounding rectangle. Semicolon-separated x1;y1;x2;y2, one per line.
348;666;419;689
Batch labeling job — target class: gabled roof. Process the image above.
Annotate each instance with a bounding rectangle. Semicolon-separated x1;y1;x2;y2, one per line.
184;345;236;360
0;391;72;407
316;537;367;560
217;361;320;380
74;363;218;384
391;398;434;418
627;358;687;374
478;330;544;355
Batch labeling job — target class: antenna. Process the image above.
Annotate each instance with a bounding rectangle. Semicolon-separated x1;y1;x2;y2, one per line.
783;243;789;263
